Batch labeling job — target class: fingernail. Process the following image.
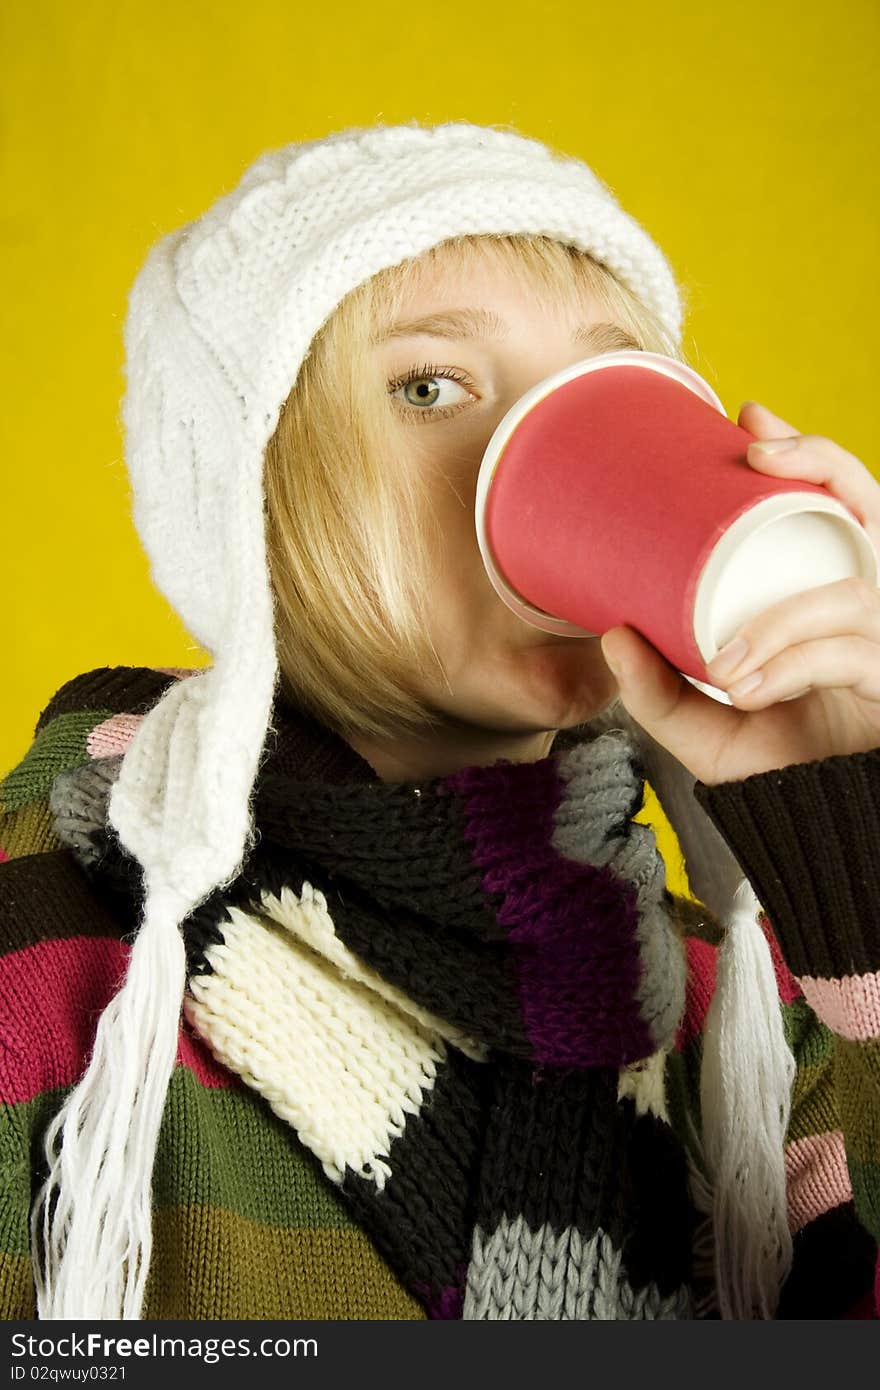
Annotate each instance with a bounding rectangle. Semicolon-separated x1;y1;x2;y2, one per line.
707;635;749;681
742;400;798;428
728;670;764;697
750;437;798;455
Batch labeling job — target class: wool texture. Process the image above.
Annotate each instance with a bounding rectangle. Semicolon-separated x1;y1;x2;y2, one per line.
1;665;879;1320
26;123;696;1318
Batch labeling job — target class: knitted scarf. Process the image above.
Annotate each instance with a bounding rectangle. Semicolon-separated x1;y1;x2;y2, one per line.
51;695;704;1320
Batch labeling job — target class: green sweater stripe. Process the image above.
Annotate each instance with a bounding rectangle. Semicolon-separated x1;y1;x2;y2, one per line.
0;1072;361;1253
836;1037;880;1166
785;1062;840;1144
156;1067;360;1229
0;712;114;812
783;996;835;1065
848;1158;880;1242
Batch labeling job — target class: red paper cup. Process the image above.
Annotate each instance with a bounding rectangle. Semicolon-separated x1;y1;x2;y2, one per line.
475;351;878;701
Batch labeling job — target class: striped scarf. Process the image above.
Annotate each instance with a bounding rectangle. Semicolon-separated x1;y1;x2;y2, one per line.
53;696;701;1319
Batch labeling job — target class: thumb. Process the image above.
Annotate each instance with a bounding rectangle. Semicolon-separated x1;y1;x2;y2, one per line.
600;625;732;778
601;625;684;724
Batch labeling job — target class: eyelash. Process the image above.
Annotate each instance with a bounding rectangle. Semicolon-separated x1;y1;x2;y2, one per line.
387;362;476;421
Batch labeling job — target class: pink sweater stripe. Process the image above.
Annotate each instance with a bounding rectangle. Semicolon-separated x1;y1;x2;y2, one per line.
799;970;880;1042
85;713;144;760
785;1129;852;1233
0;936;235;1104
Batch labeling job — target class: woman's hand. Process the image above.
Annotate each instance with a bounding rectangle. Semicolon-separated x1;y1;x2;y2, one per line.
600;401;880;786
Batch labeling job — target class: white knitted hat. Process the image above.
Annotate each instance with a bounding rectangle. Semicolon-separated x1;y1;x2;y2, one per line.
112;119;683;911
34;119;792;1320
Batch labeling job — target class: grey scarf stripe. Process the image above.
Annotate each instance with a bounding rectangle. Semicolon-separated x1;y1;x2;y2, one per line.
48;759;121;868
553;735;686;1050
464;1218;691;1319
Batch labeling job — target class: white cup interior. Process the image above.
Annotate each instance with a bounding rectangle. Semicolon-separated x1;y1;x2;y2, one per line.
694;493;877;663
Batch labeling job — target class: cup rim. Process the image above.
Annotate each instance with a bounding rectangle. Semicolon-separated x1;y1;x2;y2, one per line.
474;349;727;637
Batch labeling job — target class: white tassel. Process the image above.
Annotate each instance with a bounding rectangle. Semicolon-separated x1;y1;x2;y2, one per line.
31;882;188;1319
700;877;795;1319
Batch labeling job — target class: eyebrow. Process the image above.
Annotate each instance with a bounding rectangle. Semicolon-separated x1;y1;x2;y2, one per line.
372;307;642;352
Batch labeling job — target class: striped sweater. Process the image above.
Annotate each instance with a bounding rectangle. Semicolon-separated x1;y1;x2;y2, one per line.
1;664;879;1319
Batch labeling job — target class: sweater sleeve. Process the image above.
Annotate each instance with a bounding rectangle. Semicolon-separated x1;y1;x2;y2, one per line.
693;747;880;1313
0;665;181;862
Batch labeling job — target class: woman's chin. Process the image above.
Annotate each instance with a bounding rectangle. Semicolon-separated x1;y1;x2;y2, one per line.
450;663;617;736
515;639;618;722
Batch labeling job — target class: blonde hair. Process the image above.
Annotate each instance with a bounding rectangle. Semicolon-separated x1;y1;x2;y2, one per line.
263;233;691;741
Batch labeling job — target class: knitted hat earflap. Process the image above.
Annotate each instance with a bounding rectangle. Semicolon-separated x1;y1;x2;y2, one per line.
32;215;282;1318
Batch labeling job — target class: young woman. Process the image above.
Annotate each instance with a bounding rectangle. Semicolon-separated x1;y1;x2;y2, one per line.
1;120;878;1322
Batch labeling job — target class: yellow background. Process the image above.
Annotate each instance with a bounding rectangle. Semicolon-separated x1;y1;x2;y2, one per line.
2;0;878;890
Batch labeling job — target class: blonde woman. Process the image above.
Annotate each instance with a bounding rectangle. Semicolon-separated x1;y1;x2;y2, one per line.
1;121;878;1322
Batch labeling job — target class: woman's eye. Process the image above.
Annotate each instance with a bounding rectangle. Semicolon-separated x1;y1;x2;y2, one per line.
388;366;475;418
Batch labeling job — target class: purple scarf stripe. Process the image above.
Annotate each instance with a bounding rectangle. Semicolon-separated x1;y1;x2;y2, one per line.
443;758;653;1067
414;1265;467;1319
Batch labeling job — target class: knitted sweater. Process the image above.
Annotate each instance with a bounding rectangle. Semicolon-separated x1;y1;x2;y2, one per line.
1;665;878;1320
